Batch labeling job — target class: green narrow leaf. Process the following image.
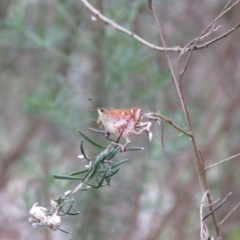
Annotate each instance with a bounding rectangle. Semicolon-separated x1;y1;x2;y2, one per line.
127;147;145;151
106;146;121;160
105;165;112;177
82;167;94;182
53;174;83;180
97;167;108;174
111;159;128;168
105;175;111;185
109;168;120;176
70;169;89;176
97;147;118;163
58;204;68;214
91;149;112;166
81;147;120;181
78;130;106;148
58;200;75;216
66;211;80;216
87;163;100;180
88;168;108;188
105;168;120;185
80;140;91;161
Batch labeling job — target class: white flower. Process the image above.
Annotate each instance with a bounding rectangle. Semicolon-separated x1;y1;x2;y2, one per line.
29;201;61;231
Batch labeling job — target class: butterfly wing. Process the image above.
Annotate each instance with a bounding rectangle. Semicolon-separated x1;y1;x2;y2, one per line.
98;108;142;137
107;113;136;137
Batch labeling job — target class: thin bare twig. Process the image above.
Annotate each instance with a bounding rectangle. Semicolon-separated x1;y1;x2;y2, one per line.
200;191;210;240
80;0;240;55
145;113;192;137
151;3;209;200
193;22;240;50
150;2;226;236
205;153;240;171
219;201;240;225
193;152;205;194
150;6;189;123
151;5;208;202
222;0;233;12
180;25;222;55
72;181;84;194
202;192;232;221
199;150;205;169
179;0;239;80
80;0;179;52
203;198;220;208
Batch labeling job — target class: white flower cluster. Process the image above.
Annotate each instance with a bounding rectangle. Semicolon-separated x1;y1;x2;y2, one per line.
29;201;61;231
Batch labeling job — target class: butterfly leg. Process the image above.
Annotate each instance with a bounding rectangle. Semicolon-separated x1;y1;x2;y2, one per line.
123;136;131;150
133;122;152;141
111;136;131;152
104;131;111;140
111;124;131;151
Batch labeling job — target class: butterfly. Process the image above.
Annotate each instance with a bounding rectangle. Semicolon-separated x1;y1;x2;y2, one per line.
96;107;152;147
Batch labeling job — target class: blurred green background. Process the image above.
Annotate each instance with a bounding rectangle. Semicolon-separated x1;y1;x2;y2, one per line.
1;0;240;239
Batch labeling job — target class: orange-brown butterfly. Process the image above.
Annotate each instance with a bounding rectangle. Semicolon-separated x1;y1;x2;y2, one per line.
96;107;152;147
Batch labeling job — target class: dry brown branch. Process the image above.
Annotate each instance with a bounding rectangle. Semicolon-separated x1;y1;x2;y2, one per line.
151;4;222;234
144;112;192;137
149;11;209;203
205;153;240;171
80;0;174;52
148;1;240;236
80;0;240;54
194;154;205;194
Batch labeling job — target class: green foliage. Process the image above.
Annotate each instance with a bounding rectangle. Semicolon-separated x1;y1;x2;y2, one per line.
50;129;145;233
53;129;144;189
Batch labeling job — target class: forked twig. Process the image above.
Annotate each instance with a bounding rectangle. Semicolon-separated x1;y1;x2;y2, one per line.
189;22;240;51
80;0;240;54
178;0;239;81
144;113;192;137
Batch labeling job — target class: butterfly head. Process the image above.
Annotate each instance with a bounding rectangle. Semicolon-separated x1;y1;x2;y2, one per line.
97;107;109;125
